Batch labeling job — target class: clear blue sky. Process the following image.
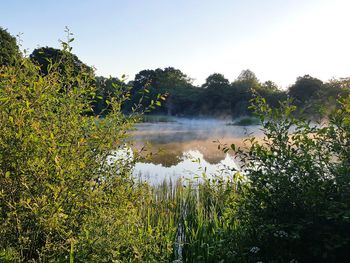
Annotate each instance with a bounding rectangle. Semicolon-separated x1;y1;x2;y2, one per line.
1;0;350;88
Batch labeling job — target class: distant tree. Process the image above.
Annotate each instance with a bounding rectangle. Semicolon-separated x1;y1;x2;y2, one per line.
324;77;350;97
199;73;231;115
133;69;158;90
0;27;21;66
202;73;230;89
236;69;259;86
156;67;195;115
30;47;92;76
158;67;192;88
30;47;94;96
229;70;261;117
288;75;323;103
129;67;195;116
94;76;128;116
261;80;279;92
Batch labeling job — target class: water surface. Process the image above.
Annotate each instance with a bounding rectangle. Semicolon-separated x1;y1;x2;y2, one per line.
131;118;261;184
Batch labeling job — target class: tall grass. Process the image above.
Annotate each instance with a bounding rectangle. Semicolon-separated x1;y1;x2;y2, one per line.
141;114;175;123
139;176;240;262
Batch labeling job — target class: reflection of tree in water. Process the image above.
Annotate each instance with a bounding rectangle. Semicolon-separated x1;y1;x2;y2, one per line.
132;119;262;167
138;139;242;167
138;131;206;144
146;149;181;167
134;150;239;185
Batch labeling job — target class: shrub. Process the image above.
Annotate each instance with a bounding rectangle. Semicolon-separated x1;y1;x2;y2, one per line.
229;97;350;262
0;41;163;262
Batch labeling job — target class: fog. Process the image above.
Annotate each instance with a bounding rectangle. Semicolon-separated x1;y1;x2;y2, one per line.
130;117;262;183
134;150;238;185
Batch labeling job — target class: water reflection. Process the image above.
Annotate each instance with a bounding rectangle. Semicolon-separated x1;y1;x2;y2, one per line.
133;150;238;185
130;118;261;183
133;118;260;164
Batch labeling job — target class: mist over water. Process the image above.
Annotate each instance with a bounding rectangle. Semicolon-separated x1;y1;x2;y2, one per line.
133;117;259;143
134;150;238;184
131;117;262;183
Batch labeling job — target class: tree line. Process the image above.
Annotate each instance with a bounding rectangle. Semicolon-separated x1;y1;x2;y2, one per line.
2;26;349;119
2;26;350;262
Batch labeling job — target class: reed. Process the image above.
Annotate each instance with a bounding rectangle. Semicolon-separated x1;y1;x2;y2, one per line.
141;114;175;123
138;176;239;262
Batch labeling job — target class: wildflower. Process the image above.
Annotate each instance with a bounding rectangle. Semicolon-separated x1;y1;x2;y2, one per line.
250;246;260;253
273;230;288;238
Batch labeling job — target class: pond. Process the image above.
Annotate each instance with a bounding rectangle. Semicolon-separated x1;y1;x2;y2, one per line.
131;117;262;184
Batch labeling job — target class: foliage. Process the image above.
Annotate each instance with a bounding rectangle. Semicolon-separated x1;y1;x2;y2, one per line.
2;26;350;262
140;114;175;123
288;75;323;104
30;44;93;77
202;73;230;89
229;97;350;262
230;116;260;126
235;69;260;88
0;27;21;66
125;67;195;116
140;177;239;263
0;41;164;262
2;27;349;120
143;96;350;262
128;67;290;119
93;76;128;116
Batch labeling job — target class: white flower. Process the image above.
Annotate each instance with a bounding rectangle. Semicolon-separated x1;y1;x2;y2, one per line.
273;230;289;238
250;246;260;253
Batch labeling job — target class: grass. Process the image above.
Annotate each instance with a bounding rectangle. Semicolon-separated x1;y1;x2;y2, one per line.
139;176;239;262
141;114;175;123
227;116;260;126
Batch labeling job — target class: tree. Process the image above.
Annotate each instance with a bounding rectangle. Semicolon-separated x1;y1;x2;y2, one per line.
133;69;158;90
129;67;195;116
158;67;192;88
30;46;92;76
229;70;261;117
202;73;230;89
0;27;21;66
261;80;279;92
199;73;231;115
236;69;259;86
93;76;128;116
288;75;323;103
256;81;287;108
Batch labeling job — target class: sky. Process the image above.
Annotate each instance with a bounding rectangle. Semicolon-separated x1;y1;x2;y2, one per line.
1;0;350;88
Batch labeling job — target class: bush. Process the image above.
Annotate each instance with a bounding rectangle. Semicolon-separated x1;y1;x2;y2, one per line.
0;42;164;262
229;97;350;262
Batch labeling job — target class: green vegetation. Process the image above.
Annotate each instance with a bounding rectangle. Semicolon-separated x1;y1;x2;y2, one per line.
227;116;260;126
30;46;93;77
225;97;350;262
1;28;350;262
140;178;238;262
0;27;21;66
121;68;349;120
0;38;164;262
140;97;350;262
141;114;175;123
